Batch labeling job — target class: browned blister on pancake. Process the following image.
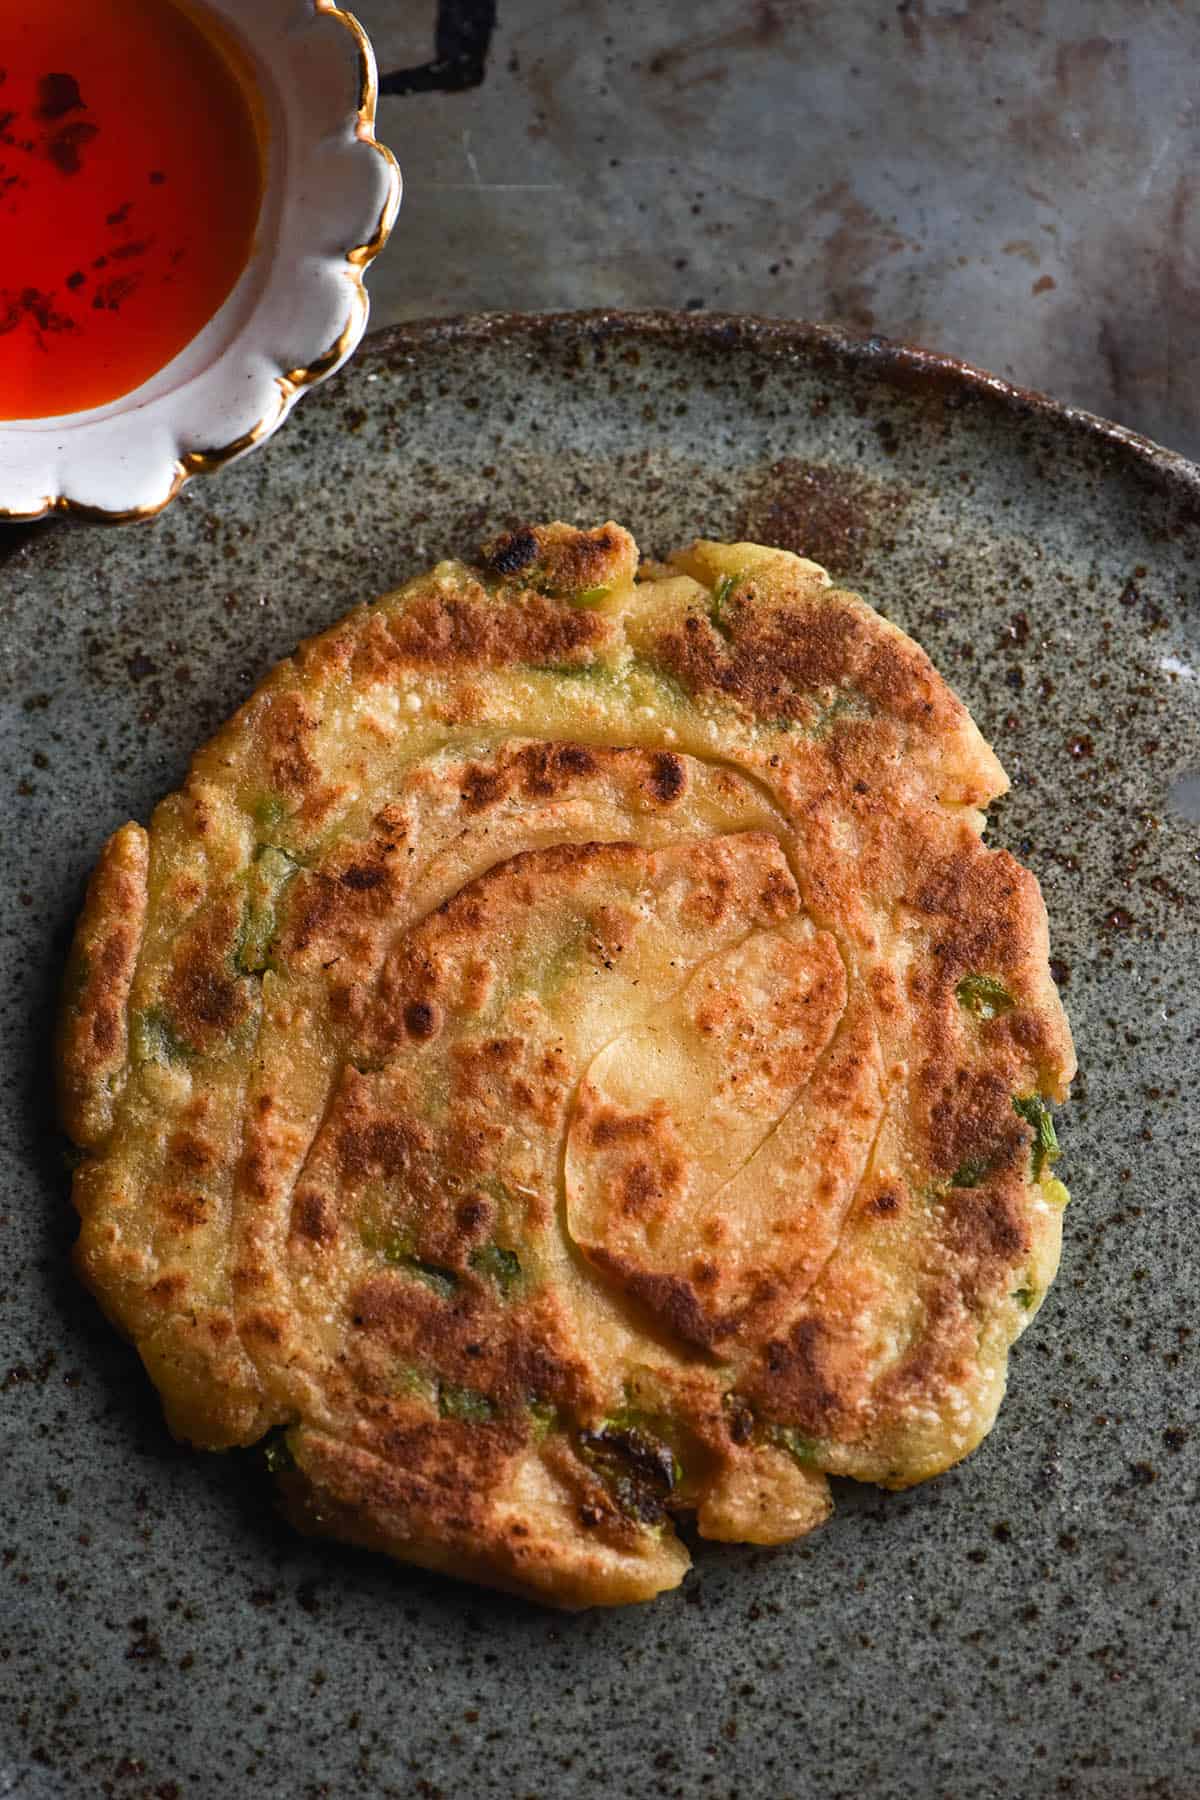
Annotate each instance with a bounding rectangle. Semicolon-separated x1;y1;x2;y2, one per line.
60;520;1074;1606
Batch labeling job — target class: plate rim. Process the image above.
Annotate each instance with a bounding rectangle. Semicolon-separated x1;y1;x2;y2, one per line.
361;306;1200;507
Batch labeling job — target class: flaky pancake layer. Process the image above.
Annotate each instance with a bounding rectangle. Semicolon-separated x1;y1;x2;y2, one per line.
60;523;1074;1607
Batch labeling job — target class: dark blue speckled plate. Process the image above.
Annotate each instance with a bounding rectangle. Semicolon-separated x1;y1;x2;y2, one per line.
2;314;1198;1800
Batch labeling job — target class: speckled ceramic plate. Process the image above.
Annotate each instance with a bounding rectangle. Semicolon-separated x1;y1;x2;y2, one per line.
3;313;1198;1800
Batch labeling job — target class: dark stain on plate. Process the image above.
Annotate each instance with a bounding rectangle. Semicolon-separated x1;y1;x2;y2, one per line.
734;455;911;581
1;311;1198;1799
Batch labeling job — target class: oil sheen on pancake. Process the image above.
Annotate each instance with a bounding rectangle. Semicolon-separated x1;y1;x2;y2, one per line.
58;523;1075;1608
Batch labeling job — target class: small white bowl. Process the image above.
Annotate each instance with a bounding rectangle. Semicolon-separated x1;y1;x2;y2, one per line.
0;0;400;523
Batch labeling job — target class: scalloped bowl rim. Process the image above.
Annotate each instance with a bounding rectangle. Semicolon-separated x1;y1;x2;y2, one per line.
0;0;400;524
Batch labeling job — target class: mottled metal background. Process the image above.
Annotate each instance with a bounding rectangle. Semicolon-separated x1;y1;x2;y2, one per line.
356;0;1200;459
1;313;1198;1799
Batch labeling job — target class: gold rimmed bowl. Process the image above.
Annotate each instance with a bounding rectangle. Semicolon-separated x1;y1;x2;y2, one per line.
0;0;400;523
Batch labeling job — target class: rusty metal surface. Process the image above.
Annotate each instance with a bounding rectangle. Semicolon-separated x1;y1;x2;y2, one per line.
2;313;1199;1799
357;0;1200;457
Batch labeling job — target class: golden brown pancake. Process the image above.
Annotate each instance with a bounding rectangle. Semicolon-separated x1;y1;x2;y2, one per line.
58;522;1075;1608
